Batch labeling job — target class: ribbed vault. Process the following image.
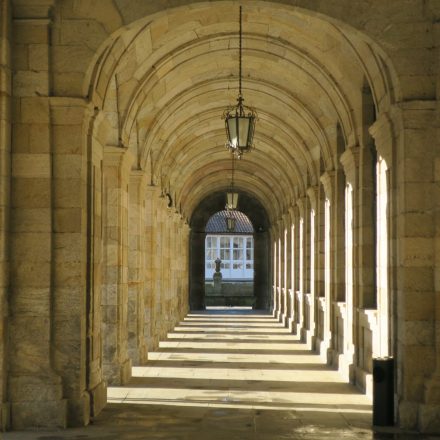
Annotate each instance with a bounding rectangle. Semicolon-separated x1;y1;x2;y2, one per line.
86;1;398;223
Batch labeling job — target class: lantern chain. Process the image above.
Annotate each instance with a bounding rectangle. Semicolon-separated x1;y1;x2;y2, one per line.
239;5;242;99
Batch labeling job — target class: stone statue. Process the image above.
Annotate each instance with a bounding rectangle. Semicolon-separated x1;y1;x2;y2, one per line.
215;257;222;273
213;257;222;292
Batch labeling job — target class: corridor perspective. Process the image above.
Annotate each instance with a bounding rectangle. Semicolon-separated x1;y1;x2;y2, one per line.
6;309;374;439
1;0;440;437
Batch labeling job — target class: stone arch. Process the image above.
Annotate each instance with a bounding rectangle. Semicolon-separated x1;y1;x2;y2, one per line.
55;0;403;223
190;191;270;309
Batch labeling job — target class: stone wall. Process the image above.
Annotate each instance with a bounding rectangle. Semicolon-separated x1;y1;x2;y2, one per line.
0;0;11;430
271;101;440;431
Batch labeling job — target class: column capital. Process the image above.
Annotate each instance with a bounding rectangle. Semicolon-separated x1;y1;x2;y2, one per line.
306;185;319;211
320;171;335;201
296;196;309;218
129;170;148;192
282;212;290;226
340;146;360;187
103;146;135;174
369;112;395;166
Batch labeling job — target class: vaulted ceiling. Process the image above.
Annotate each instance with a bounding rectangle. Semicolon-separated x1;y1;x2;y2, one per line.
86;2;396;223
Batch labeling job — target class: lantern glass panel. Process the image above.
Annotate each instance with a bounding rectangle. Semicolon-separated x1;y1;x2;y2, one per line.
227;192;238;209
238;117;250;147
227;117;238;148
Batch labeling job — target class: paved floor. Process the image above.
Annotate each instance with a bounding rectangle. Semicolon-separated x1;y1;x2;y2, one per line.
4;309;436;439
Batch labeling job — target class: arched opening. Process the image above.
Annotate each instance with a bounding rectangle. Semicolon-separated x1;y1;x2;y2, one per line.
205;210;255;307
12;0;440;434
190;192;270;311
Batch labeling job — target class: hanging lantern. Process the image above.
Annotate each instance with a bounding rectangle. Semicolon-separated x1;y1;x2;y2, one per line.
223;6;257;158
226;191;239;210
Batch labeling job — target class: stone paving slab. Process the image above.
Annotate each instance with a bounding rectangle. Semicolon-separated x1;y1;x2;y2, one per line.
3;311;436;440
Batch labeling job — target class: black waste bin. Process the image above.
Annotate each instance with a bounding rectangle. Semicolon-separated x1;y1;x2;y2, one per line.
372;357;394;426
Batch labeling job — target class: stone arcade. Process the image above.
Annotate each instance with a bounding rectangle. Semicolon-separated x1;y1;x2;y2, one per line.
0;0;439;434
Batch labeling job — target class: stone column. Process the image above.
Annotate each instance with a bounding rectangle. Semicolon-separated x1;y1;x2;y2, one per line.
292;205;301;331
287;207;296;332
320;171;335;357
51;98;107;425
9;12;67;429
297;196;310;340
144;185;160;350
128;171;148;365
85;118;107;419
369;113;395;361
373;102;439;431
102;146;133;385
181;221;191;316
0;0;11;429
340;146;360;382
283;212;292;328
307;186;319;344
277;218;285;322
270;226;279;317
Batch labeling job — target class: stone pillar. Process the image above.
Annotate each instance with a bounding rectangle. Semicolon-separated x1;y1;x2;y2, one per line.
292;205;301;331
297;196;310;340
189;226;205;310
161;206;173;337
320;171;335;358
270;226;279;317
358;141;377;310
51;98;106;426
85;116;107;419
307;186;319;345
283;212;292;328
278;218;285;322
287;207;296;332
340;146;360;382
181;221;191;316
128;171;148;365
171;213;180;321
102;146;133;385
9;12;67;428
369;113;395;361
378;102;438;431
144;185;160;350
333;169;346;303
255;229;270;310
0;0;11;429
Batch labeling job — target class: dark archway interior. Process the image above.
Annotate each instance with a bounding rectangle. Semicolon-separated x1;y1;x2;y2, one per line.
190;191;270;309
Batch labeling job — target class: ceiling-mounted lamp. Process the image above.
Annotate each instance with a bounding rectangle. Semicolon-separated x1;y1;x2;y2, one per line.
226;153;238;210
223;6;257;159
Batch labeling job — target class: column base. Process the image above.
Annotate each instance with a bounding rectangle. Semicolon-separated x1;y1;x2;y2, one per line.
419;374;440;432
354;366;373;398
315;336;331;364
121;358;132;385
67;392;91;427
11;399;67;430
90;380;107;418
398;401;419;430
0;402;10;431
104;357;132;386
9;374;67;429
419;403;440;432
